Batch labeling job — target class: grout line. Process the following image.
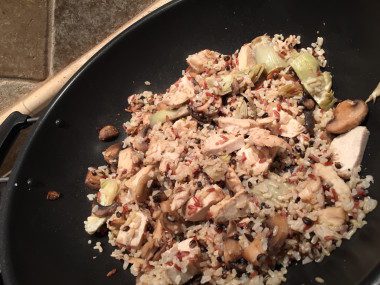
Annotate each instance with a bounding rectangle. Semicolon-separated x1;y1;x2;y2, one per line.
0;76;42;84
46;0;56;77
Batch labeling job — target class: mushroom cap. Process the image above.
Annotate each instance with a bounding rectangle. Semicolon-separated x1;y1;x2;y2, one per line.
103;143;122;164
223;238;242;263
326;100;368;134
266;213;289;253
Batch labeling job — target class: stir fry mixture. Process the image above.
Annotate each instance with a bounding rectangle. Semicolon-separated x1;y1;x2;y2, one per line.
84;34;377;285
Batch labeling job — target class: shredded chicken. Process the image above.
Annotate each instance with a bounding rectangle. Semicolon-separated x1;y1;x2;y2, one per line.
203;134;245;156
314;164;353;211
209;191;250;222
246;127;291;150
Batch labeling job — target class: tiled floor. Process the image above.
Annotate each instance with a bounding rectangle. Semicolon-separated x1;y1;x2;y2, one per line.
0;0;155;114
0;0;155;175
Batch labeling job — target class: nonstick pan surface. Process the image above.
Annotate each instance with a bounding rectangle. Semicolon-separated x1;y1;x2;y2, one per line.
1;0;379;284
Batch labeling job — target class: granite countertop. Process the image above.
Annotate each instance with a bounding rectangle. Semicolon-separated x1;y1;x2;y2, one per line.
0;0;156;177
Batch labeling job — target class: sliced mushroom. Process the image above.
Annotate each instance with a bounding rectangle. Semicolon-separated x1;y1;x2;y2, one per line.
132;125;150;152
103;143;122;165
125;165;155;203
299;93;316;110
159;212;184;234
226;220;238;238
160;199;172;213
99;125;119;141
188;105;213;124
108;212;126;229
304;110;315;135
326;100;368;134
92;201;119;217
265;213;289;254
141;239;160;261
242;234;266;265
223;239;242;263
84;170;102;190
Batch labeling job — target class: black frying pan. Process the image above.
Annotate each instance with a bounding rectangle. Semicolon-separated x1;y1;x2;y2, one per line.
1;0;380;284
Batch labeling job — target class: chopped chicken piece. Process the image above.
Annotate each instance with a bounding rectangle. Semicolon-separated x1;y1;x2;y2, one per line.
159;152;181;173
170;188;191;211
117;148;141;179
242;234;266;265
84;215;106;235
280;117;306;138
202;157;228;181
314;163;353;211
186;49;221;73
246;127;291;150
162;238;201;285
236;145;275;176
185;185;225;221
277;110;305;138
226;167;245;193
116;211;148;248
217;117;256;131
209;191;249;222
329;126;369;178
298;177;324;207
162;77;195;108
318;207;346;227
314;224;341;241
203;134;245;155
238;44;255;70
125;165;156;203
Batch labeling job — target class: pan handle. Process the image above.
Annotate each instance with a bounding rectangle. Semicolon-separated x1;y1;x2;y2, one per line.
0;112;37;168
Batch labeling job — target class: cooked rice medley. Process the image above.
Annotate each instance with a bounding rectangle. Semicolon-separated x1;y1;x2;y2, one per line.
84;34;377;285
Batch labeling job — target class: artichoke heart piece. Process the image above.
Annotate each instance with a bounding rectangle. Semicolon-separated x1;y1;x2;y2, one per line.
253;43;288;73
289;51;336;109
205;64;264;96
98;178;120;206
150;106;189;126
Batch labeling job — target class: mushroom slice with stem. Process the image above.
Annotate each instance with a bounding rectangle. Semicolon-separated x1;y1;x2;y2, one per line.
92;201;119;217
265;213;290;254
159;211;184;234
242;234;266;266
326;100;368;134
99;125;119;141
224;238;243;263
